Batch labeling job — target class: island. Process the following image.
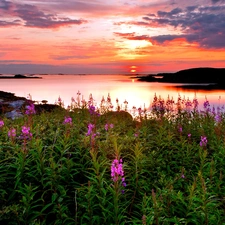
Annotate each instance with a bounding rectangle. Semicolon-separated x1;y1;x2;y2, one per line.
0;74;42;79
137;67;225;88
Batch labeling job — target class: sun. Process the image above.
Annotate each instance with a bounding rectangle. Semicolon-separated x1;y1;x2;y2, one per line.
130;65;137;73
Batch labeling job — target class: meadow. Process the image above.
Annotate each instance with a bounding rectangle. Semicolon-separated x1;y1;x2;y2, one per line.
1;93;225;224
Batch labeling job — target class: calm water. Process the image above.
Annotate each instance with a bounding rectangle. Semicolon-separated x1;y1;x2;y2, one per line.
1;74;225;111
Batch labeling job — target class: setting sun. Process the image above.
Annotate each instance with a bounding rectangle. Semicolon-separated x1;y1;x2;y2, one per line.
130;66;137;73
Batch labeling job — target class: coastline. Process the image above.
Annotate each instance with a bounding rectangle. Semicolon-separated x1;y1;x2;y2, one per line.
0;74;41;79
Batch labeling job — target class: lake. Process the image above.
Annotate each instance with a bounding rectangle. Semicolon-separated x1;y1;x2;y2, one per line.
1;74;225;111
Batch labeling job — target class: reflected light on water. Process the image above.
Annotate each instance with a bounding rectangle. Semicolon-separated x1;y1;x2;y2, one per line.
0;74;225;111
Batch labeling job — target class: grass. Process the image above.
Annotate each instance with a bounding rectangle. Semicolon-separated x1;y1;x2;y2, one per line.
1;94;225;224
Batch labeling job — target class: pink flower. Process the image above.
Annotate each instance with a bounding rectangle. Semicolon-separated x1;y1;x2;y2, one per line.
86;123;95;136
200;136;207;147
63;116;72;125
8;128;16;138
25;103;36;115
105;123;114;131
0;120;4;127
21;126;32;139
111;158;126;191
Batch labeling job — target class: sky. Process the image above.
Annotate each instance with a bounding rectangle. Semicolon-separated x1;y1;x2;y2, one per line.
0;0;225;74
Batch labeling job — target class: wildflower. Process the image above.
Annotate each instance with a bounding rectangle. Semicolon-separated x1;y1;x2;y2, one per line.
88;104;100;116
21;126;32;139
111;158;126;191
134;133;139;137
86;123;95;136
188;133;191;138
178;126;182;133
215;114;221;123
57;96;64;107
192;98;199;110
181;174;185;179
25;103;36;115
203;99;210;111
0;120;4;127
71;97;75;103
200;136;207;147
8;128;16;138
105;123;114;131
63;116;72;125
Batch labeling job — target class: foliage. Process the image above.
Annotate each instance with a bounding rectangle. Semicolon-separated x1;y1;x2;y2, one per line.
1;94;225;224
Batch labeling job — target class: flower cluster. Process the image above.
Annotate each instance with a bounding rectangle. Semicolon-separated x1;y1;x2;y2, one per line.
88;105;100;116
203;100;210;111
21;126;32;139
111;158;126;190
200;136;207;147
86;123;95;136
8;128;16;138
0;120;4;128
63;116;72;125
25;103;36;115
178;126;182;133
105;123;114;131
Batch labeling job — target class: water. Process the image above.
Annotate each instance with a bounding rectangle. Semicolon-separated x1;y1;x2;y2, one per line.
1;74;225;111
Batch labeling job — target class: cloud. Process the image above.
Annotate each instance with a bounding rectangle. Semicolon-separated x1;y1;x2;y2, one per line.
51;55;93;60
0;59;31;63
0;19;21;27
115;4;225;49
0;0;88;28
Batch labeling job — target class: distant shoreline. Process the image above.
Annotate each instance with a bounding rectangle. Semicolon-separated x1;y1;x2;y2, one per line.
0;74;42;79
136;67;225;90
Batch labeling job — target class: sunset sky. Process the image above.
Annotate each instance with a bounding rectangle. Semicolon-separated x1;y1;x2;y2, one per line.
0;0;225;74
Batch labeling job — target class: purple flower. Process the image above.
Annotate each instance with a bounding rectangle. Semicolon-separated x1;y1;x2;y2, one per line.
203;100;210;110
111;158;126;191
0;120;4;128
192;98;199;110
63;116;72;125
58;96;62;102
8;128;16;138
21;126;32;139
86;123;95;136
178;126;182;133
200;136;207;147
25;103;36;115
181;174;185;179
105;123;114;131
215;114;221;123
188;133;191;138
105;124;109;131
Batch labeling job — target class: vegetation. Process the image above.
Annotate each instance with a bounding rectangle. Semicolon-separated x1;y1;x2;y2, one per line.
1;93;225;224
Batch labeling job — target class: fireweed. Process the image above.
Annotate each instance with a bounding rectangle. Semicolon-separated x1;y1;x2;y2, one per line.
105;123;114;131
1;95;225;224
0;120;4;128
21;126;32;140
200;135;207;147
63;116;72;125
111;158;126;192
8;127;16;142
25;103;36;115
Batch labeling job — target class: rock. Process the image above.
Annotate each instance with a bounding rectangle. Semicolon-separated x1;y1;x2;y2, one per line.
9;100;25;109
5;110;23;120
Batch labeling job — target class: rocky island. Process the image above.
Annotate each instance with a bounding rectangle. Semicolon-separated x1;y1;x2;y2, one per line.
137;67;225;89
0;74;42;79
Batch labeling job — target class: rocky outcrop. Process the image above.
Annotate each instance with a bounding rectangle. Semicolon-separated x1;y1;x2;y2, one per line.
0;91;63;119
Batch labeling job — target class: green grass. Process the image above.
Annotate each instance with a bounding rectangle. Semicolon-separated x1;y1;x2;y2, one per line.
1;96;225;224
